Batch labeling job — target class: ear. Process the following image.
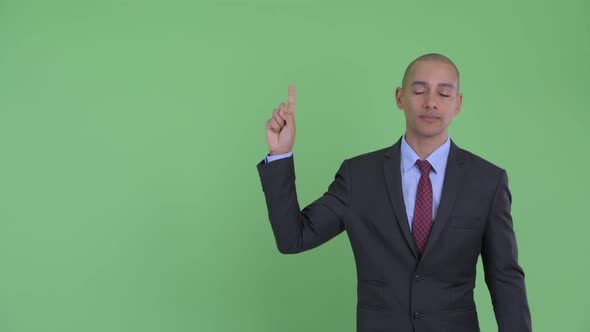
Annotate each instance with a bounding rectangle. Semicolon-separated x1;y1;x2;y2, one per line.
454;92;463;116
395;87;404;110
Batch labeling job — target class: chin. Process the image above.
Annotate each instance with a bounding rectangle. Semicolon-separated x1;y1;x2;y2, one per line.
415;129;445;139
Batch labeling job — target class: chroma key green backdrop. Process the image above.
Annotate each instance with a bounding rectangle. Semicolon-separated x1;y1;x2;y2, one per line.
0;0;588;331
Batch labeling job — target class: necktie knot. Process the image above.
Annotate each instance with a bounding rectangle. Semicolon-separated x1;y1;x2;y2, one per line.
415;159;432;177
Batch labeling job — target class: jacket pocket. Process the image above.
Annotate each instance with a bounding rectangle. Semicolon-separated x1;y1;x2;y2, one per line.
357;279;392;311
439;306;480;332
441;306;476;314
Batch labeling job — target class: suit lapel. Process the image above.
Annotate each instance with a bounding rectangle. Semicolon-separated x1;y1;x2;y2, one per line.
384;137;418;259
420;140;467;260
383;138;468;261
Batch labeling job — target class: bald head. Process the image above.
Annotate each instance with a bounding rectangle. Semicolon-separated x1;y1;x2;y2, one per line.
402;53;460;91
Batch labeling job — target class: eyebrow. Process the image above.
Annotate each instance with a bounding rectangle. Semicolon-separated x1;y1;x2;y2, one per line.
411;81;456;89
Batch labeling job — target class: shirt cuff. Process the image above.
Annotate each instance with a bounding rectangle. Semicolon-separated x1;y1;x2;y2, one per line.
265;151;293;163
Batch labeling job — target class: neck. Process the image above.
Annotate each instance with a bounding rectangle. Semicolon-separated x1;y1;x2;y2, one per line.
405;132;448;159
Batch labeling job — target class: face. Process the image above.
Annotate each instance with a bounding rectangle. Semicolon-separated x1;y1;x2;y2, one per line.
395;60;463;142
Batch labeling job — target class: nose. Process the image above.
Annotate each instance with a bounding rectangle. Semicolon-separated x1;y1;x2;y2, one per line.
425;93;438;110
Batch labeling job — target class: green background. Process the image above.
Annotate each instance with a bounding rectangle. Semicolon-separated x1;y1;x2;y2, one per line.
1;0;588;331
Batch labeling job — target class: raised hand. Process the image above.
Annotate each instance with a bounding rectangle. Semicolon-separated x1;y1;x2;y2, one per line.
265;85;296;155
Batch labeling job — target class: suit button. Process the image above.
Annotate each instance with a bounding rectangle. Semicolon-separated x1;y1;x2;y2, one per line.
413;312;421;320
414;274;422;281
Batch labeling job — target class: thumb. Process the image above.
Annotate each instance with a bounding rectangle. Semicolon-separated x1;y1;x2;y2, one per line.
280;109;295;129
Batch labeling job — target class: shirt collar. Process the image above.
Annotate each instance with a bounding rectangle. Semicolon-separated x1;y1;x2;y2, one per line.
400;134;451;174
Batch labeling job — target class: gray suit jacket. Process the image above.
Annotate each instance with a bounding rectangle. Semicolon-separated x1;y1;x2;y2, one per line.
256;137;531;332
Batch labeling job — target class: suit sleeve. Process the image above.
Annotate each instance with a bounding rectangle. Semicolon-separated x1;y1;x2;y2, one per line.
481;170;532;332
256;155;350;254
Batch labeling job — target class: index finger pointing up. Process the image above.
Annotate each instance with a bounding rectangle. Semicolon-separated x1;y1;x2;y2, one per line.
288;85;296;114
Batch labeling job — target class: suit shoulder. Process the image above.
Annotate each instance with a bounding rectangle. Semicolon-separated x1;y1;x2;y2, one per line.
345;146;390;163
334;146;392;177
459;147;506;176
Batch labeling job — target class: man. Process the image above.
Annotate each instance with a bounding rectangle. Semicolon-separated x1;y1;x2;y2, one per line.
256;53;531;332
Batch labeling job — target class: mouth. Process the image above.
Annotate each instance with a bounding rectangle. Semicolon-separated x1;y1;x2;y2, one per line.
419;115;440;122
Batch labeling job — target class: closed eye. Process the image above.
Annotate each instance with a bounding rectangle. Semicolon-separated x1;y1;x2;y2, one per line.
413;91;424;95
439;93;450;97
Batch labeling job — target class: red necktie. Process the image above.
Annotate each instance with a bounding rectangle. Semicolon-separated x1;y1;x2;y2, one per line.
412;159;433;256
